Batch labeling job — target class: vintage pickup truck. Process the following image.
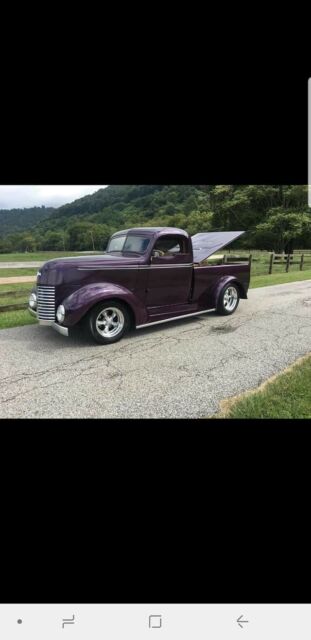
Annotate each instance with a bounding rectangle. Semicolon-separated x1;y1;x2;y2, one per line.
28;227;250;344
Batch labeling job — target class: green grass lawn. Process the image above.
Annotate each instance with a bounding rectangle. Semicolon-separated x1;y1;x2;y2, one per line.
0;251;102;262
0;282;33;294
0;309;37;330
215;355;311;419
249;269;311;288
0;268;38;277
0;283;33;324
0;290;31;306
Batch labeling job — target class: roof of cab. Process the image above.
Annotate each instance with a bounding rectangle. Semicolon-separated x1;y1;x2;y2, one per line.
111;227;189;237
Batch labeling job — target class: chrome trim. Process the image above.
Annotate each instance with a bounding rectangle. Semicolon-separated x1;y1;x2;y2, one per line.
77;263;193;271
149;264;192;269
28;307;68;336
52;323;69;337
77;265;139;271
37;285;55;321
136;308;216;329
28;308;68;336
77;267;139;271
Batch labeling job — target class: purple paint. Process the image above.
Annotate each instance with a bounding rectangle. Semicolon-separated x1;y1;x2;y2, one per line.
29;227;250;343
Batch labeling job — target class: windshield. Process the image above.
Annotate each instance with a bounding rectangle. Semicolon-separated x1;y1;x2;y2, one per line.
107;235;150;254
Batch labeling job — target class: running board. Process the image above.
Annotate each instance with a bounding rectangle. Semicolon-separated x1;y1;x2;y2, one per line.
136;308;216;330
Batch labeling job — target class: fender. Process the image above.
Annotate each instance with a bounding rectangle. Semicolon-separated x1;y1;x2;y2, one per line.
213;275;248;308
61;282;148;327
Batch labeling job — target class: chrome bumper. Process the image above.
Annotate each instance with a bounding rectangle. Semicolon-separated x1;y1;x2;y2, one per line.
28;308;69;337
51;323;69;337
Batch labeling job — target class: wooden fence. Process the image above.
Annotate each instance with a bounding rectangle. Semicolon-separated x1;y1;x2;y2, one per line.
0;288;29;313
267;253;310;274
1;252;311;314
222;252;311;275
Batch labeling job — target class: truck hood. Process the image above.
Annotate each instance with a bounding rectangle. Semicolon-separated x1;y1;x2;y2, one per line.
40;253;143;271
37;253;144;286
192;231;245;263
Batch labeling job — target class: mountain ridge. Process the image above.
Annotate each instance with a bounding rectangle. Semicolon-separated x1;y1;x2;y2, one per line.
1;185;310;253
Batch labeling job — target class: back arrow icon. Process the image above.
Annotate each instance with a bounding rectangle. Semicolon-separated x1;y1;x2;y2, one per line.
62;615;75;628
237;615;249;628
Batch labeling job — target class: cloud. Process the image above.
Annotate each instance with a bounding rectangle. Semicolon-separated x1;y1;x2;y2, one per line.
0;185;108;210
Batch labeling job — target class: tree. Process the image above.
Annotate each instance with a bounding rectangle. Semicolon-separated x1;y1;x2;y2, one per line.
40;231;67;251
255;210;311;252
184;195;198;214
185;211;214;235
16;233;37;252
164;203;177;216
2;185;311;253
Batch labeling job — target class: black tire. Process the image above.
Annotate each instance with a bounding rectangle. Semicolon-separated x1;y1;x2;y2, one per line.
216;283;240;315
87;300;131;344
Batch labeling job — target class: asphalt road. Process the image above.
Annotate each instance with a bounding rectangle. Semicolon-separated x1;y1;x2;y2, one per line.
0;280;310;419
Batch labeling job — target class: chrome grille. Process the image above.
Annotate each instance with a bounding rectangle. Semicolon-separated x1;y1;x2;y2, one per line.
37;286;55;321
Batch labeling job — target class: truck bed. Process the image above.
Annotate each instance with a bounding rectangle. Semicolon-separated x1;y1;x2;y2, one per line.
192;262;250;307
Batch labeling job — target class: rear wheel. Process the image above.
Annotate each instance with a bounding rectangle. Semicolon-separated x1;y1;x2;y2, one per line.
217;283;240;315
88;301;131;344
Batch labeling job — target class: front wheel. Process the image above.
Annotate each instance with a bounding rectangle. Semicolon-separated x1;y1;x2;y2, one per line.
217;283;240;315
88;301;131;344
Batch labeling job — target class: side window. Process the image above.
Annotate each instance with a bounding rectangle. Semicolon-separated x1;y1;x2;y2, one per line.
152;236;186;257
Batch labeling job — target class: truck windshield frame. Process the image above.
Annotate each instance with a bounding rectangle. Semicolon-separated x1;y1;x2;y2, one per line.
107;235;151;254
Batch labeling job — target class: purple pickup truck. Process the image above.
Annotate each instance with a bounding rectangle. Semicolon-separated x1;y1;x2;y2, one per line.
28;227;250;344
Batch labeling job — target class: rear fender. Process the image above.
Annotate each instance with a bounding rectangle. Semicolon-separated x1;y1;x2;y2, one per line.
61;282;147;327
213;276;248;307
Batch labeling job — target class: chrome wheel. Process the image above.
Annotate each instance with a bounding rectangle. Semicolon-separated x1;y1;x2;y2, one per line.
95;307;125;338
223;286;238;312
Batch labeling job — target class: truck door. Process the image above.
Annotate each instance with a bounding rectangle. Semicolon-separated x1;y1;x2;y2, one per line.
145;235;193;307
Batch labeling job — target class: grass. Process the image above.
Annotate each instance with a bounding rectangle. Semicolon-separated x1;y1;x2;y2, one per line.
0;283;33;294
0;295;29;306
0;292;31;306
0;308;37;330
249;269;311;288
0;251;102;262
212;354;311;419
0;283;33;317
0;268;38;277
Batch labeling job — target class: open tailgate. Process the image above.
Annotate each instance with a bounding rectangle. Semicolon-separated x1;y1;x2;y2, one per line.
192;231;245;263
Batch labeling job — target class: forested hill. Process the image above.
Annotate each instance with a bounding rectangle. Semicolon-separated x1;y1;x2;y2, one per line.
0;206;54;236
40;185;206;227
1;185;310;253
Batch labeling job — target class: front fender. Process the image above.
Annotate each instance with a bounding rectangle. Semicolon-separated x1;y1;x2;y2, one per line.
213;276;248;307
61;282;148;327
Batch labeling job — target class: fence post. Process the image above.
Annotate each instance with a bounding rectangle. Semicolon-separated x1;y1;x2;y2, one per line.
286;253;290;273
269;252;274;274
300;254;304;271
223;254;227;264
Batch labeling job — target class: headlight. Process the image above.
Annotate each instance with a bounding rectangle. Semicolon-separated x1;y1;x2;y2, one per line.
29;292;37;309
56;305;65;324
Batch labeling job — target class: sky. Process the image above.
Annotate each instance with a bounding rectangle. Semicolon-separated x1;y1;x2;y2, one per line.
0;185;108;210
